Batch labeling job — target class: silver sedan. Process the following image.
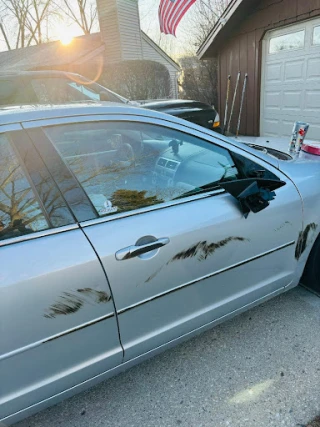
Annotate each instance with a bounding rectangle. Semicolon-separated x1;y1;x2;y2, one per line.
1;104;319;425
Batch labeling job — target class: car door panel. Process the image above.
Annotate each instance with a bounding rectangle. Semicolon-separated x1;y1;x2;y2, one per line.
83;178;301;361
0;128;123;421
0;229;122;420
33;116;302;363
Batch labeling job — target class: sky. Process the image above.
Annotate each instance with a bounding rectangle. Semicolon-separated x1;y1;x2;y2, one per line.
138;0;199;58
0;0;200;57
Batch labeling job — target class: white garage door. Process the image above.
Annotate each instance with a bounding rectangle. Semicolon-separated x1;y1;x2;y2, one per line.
261;18;320;141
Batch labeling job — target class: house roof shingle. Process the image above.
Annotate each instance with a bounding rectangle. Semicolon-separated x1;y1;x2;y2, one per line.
0;33;103;72
0;31;179;72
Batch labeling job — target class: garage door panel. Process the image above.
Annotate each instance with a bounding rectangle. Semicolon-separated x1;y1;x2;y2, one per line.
306;57;320;80
305;90;320;111
282;120;297;136
265;62;282;82
263;118;282;137
284;59;305;82
282;91;303;111
264;91;282;109
307;122;320;140
261;18;320;141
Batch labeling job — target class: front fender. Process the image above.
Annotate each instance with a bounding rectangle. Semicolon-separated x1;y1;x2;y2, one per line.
279;156;320;280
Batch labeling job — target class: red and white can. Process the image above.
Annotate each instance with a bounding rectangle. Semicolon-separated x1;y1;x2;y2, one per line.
288;122;310;153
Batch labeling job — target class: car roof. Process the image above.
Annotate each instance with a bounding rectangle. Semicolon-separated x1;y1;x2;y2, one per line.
0;102;187;126
0;103;281;170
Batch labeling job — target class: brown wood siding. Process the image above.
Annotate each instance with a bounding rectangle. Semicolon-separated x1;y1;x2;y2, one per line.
217;0;320;135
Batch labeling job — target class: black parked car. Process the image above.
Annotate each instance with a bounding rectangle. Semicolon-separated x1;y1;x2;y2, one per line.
142;99;221;133
0;70;220;132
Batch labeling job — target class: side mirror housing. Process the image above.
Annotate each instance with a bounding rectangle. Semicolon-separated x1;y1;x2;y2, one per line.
220;178;286;218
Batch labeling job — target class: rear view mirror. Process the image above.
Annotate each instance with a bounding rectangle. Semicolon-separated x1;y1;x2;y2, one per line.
220;178;286;218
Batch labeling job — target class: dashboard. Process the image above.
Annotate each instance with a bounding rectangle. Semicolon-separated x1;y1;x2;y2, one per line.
148;139;239;195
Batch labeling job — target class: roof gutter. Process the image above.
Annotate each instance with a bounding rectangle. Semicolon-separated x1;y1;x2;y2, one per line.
197;0;243;59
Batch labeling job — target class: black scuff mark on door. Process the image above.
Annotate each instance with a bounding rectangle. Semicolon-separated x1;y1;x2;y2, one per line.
44;292;84;319
274;221;292;232
295;223;318;260
77;288;111;303
145;266;165;284
144;237;248;284
44;288;111;319
171;237;248;262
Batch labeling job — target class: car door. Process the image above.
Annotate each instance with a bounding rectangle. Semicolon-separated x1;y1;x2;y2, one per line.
34;116;302;362
0;125;122;423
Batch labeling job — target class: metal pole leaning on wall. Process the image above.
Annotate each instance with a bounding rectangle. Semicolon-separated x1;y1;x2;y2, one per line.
227;71;241;135
236;73;248;137
223;75;231;135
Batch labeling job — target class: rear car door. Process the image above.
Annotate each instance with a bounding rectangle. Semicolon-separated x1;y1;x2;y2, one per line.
0;125;122;424
34;115;303;362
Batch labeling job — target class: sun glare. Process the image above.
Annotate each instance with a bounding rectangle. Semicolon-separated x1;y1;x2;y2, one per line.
59;30;74;46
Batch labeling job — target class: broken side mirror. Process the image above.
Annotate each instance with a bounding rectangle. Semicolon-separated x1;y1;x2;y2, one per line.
220;178;286;218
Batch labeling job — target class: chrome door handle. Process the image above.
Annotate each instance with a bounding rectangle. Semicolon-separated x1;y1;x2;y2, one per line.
115;237;170;261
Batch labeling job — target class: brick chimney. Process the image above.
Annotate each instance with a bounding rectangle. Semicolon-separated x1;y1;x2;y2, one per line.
96;0;143;62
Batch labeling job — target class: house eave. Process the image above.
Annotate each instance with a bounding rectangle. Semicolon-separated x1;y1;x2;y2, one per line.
197;0;253;59
141;32;180;70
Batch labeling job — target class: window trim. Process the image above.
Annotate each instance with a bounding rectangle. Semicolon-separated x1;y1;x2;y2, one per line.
0;131;54;239
80;188;226;228
9;133;53;228
0;224;78;248
25;127;98;223
10;129;76;228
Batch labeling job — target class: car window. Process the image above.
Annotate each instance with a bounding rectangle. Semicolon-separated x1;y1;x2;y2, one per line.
0;133;50;241
11;130;76;228
31;78;90;103
0;79;38;106
31;78;123;104
44;122;239;218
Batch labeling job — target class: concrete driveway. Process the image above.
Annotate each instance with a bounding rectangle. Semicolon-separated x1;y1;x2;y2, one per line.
14;286;320;427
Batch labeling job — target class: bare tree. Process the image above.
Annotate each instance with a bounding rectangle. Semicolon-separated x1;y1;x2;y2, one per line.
0;19;11;49
186;0;231;49
57;0;97;34
178;56;218;105
176;0;230;103
98;60;171;101
0;0;54;49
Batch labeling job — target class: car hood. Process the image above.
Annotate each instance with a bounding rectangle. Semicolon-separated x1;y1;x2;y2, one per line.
232;135;320;163
232;135;320;182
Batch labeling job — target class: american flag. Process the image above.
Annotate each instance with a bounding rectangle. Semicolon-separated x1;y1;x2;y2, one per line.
159;0;197;36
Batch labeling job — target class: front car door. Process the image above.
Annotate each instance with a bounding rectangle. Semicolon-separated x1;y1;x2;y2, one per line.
30;115;303;362
0;125;122;424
